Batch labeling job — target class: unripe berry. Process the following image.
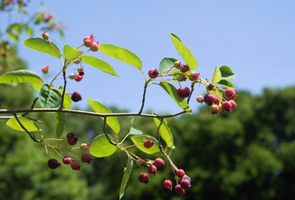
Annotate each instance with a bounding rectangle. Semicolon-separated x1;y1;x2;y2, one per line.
189;72;200;81
174;61;183;69
176;74;187;82
177;87;191;98
47;159;61;169
71;91;82;102
41;31;49;40
180;64;189;73
42;66;49;74
176;169;185;178
77;66;84;73
67;136;78;145
207;83;215;90
224;88;237;100
221;101;232;113
196;95;204;103
71;161;81;171
147;165;157;175
164;180;173;191
80;143;90;151
229;100;237;109
69;73;75;79
174;184;186;195
66;132;75;139
136;158;145;167
62;156;74;165
204;93;215;106
139;173;149;184
210;104;219;115
143;139;154;148
81;153;92;164
154;158;165;168
74;58;81;64
148;68;159;79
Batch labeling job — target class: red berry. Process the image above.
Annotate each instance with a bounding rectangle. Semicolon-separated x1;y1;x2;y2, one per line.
214;96;220;105
154;158;165;168
143;139;154;148
164;180;173;191
139;173;149;184
67;137;78;145
176;169;185;178
83;35;94;47
204;93;215;106
47;159;61;169
174;61;183;69
147;165;157;175
224;88;237;100
180;64;189;73
221;101;232;113
148;68;159;79
90;42;99;52
81;153;92;164
42;66;49;74
67;132;75;139
136;158;145;167
77;66;84;73
71;92;82;102
189;72;200;81
183;175;191;182
71;161;81;171
177;87;191;98
62;156;74;165
229;100;237;109
74;73;83;82
175;184;186;195
180;178;191;190
210;104;219;115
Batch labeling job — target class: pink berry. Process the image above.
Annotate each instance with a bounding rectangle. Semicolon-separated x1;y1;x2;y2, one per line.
67;136;78;146
229;100;237;109
143;139;154;148
210;104;219;115
148;68;159;79
83;35;94;47
47;159;61;169
74;73;83;82
180;178;191;190
214;96;220;105
196;96;204;103
90;42;99;52
81;153;92;164
183;175;191;182
189;72;200;81
71;161;81;171
154;158;165;168
42;66;49;74
204;93;215;106
174;184;186;195
174;61;183;69
221;101;232;113
147;165;157;175
224;88;237;100
164;180;173;191
74;58;81;64
41;31;49;40
139;173;149;184
71;92;82;102
62;156;74;165
177;87;191;98
176;169;185;178
180;64;189;73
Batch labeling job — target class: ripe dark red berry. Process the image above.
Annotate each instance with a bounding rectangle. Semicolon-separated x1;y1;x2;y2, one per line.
147;165;157;175
154;158;165;168
143;139;154;148
221;101;232;113
204;93;215;106
67;136;78;146
71;161;81;171
62;156;74;165
177;87;191;98
214;96;220;105
71;92;82;102
139;173;149;184
47;159;61;169
176;169;185;178
180;178;191;190
81;153;92;164
164;180;173;191
224;88;237;100
180;64;189;73
148;68;159;79
175;184;186;195
67;132;75;139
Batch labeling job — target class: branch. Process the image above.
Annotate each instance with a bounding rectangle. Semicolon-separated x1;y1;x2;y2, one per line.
138;80;151;114
102;117;116;145
59;70;67;110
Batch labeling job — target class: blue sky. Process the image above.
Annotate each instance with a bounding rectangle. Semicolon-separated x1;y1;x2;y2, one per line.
3;1;295;114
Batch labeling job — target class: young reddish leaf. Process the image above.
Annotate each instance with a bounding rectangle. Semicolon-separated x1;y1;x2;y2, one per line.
90;134;117;158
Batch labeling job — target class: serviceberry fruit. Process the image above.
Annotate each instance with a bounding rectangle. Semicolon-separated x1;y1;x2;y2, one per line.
81;153;92;164
180;64;189;73
147;165;157;175
71;161;81;171
62;156;74;165
196;95;204;103
214;96;220;105
47;159;61;169
136;158;145;167
210;104;219;115
67;136;78;146
174;61;183;69
177;87;191;98
177;74;187;82
221;101;232;113
74;58;81;64
164;180;173;191
204;93;215;106
224;88;237;100
183;175;191;182
189;72;200;81
42;66;49;74
139;173;149;184
77;66;84;73
90;42;99;52
174;184;186;195
154;158;165;168
143;139;154;148
71;91;82;102
176;169;185;178
148;68;159;79
180;178;191;190
80;143;90;151
207;83;215;90
69;73;75;79
229;100;237;109
73;74;83;82
41;31;49;40
67;132;75;139
83;35;94;47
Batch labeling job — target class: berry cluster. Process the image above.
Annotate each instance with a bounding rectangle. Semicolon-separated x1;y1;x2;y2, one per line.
137;157;166;184
83;35;99;52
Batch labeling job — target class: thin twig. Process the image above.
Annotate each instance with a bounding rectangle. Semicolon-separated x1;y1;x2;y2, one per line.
102;117;116;145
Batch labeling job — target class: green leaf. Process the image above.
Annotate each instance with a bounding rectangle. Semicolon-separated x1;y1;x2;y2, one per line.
31;81;44;91
119;156;133;199
57;89;72;109
55;112;66;138
6;116;39;132
0;69;44;84
159;81;191;114
170;33;198;70
159;57;178;73
23;37;61;59
220;65;235;80
90;134;117;158
87;98;120;134
217;80;235;89
99;44;142;70
39;84;62;108
25;26;33;38
154;118;173;148
63;44;83;61
212;66;221;83
131;135;161;155
80;55;119;76
128;118;143;135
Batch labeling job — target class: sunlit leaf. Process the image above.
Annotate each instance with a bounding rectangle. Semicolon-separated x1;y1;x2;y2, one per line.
90;134;117;158
159;57;178;73
154;118;173;147
55;112;66;138
131;135;161;155
63;44;83;61
0;69;43;84
217;80;235;89
57;89;72;109
128;118;143;135
220;65;235;80
119;156;133;199
6;116;39;132
99;44;142;69
212;66;221;83
39;84;62;108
